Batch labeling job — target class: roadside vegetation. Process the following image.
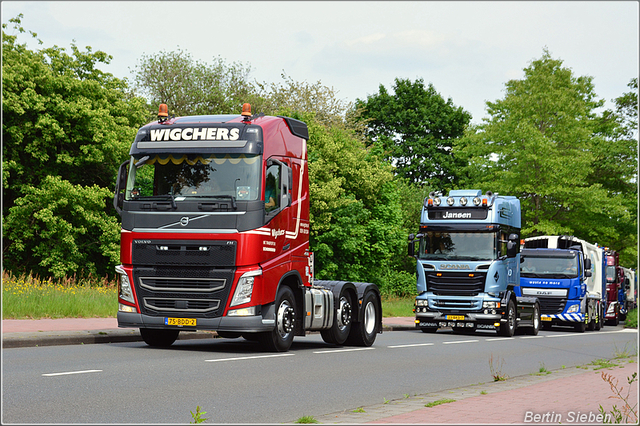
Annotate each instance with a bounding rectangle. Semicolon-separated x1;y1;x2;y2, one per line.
2;271;116;319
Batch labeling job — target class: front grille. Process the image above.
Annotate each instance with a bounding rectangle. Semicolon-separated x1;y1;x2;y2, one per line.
132;240;236;266
537;297;566;315
134;266;234;318
426;272;486;296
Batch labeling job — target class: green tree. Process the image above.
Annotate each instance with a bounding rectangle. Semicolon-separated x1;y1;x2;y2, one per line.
132;48;258;117
353;78;471;189
296;111;412;295
454;49;634;255
591;78;638;268
2;15;148;278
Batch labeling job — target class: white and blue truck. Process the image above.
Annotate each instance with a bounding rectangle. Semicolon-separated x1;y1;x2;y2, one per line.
519;235;605;332
408;190;540;336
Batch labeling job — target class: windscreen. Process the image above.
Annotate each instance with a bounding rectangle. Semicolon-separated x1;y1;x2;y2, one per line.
520;253;579;278
417;231;497;261
125;154;262;201
605;265;617;283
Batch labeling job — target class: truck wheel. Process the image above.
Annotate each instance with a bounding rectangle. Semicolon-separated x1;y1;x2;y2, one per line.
588;311;596;331
421;327;438;333
527;303;540;336
498;300;516;337
346;291;379;347
259;286;296;352
574;321;586;333
139;328;179;347
321;292;353;345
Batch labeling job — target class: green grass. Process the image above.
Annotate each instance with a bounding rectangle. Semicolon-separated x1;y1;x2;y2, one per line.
625;308;637;328
295;415;319;424
381;295;414;317
425;398;456;407
2;272;117;319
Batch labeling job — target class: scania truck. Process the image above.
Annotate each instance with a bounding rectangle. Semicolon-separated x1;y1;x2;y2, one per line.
113;103;382;352
520;236;605;332
408;190;540;336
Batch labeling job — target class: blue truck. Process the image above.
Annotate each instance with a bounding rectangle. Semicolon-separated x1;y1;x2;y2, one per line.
408;190;540;336
519;236;605;332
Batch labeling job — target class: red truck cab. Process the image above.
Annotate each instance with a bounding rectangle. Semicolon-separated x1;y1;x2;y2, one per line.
113;104;381;351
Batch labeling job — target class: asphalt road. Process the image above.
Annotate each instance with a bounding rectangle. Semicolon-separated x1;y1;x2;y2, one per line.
2;324;636;424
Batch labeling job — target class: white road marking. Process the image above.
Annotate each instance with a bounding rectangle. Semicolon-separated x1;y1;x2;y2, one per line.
388;343;435;348
443;340;479;344
42;369;102;377
313;347;375;354
205;354;294;362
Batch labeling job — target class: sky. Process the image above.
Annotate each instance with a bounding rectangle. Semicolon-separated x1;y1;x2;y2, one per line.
2;1;638;124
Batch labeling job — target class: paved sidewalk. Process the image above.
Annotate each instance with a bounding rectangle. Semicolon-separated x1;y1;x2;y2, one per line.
312;359;638;424
3;317;638;424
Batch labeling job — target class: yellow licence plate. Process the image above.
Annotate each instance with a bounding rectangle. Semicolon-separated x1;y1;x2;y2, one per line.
446;315;465;321
165;317;197;327
541;316;552;321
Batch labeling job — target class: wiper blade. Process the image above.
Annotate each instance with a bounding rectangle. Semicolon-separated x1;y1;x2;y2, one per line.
136;195;176;209
187;195;237;210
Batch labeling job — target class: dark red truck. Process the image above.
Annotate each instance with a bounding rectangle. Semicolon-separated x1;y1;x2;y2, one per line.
113;104;382;351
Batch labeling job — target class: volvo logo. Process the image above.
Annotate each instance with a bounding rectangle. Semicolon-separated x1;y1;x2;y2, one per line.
180;217;190;226
440;264;471;270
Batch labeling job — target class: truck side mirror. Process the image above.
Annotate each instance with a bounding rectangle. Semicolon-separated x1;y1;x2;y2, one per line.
281;163;292;207
506;234;519;258
113;160;130;215
585;270;592;278
408;240;415;257
584;258;592;270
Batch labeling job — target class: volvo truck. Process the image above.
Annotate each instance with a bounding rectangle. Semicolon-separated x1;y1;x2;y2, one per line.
113;103;382;351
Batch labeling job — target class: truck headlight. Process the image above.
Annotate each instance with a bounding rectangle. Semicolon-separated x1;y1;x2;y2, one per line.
567;304;580;313
230;269;261;307
415;299;428;307
482;301;501;309
115;265;135;304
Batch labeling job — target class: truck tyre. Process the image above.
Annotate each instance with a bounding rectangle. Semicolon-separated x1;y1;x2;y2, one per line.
574;320;586;333
259;286;296;352
421;327;438;333
588;310;596;331
498;300;516;337
139;328;179;347
526;303;540;336
346;291;379;347
321;292;353;345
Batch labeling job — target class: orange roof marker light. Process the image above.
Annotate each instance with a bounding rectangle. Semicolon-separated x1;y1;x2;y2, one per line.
242;103;252;120
158;104;169;122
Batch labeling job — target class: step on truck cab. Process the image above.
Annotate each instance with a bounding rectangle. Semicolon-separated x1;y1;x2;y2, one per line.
520;236;604;332
113;103;382;351
408;190;540;336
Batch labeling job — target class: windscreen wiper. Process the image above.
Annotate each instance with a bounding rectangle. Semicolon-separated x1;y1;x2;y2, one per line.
187;195;237;210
